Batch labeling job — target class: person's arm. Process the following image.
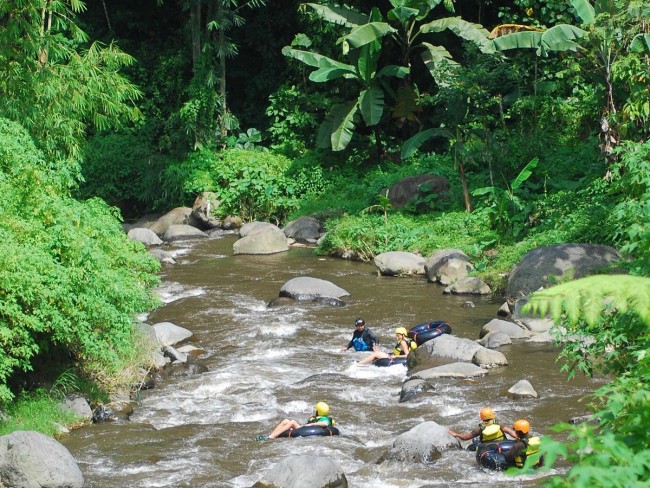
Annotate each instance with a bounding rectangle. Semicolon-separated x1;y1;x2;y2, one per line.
502;440;525;463
501;424;517;439
367;329;379;346
341;334;354;351
448;428;476;441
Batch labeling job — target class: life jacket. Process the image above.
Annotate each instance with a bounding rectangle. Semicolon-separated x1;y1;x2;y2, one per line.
308;415;335;427
392;337;417;356
479;422;506;442
514;436;541;468
352;330;371;351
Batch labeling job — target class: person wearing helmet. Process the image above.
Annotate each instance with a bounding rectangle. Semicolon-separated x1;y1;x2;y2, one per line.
448;407;517;447
341;317;379;352
502;419;543;468
256;402;335;441
357;326;417;365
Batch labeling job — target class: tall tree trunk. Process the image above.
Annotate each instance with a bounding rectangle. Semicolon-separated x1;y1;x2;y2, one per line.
219;27;227;136
190;0;202;72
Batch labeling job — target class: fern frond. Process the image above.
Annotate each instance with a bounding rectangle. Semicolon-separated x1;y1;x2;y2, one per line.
524;275;650;326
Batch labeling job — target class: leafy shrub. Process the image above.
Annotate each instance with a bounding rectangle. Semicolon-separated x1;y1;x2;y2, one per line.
78;129;171;215
0;118;160;403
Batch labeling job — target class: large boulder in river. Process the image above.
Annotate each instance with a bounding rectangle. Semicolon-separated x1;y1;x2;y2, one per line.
253;455;347;488
0;430;84;488
283;216;323;244
374;251;425;276
424;249;472;284
506;243;621;299
279;277;349;301
127;227;163;246
152;322;193;346
240;221;277;237
443;276;491;295
163;224;209;242
388;174;449;210
146;207;192;236
381;421;458;463
233;224;289;255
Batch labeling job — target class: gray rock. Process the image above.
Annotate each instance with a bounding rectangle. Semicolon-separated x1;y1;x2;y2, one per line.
146;207;192;236
253;455;347;488
233;225;289;255
382;421;457;463
59;396;93;422
512;297;555;333
508;379;538;399
388;174;449;210
239;221;277;237
410;362;489;380
152;322;192;347
443;276;491;295
424;249;471;283
279;277;349;300
506;243;621;299
283;216;323;243
374;251;425;276
477;331;512;348
472;348;508;368
0;431;84;488
163;224;209;242
399;378;435;403
479;319;531;339
127;227;163;246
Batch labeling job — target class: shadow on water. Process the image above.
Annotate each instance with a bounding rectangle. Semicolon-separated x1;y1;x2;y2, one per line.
61;236;601;487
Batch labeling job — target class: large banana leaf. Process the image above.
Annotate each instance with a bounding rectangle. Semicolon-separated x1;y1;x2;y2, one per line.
355;7;383;84
282;47;356;71
387;6;419;24
401;127;452;159
630;33;650;54
511;157;538;191
339;22;396;49
358;85;384;126
420;42;457;84
376;65;409;78
318;101;359;151
304;3;368;27
392;84;421;122
570;0;595;24
420;17;495;54
309;67;357;82
491;25;585;56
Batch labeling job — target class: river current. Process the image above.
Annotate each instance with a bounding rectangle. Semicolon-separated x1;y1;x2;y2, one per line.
61;234;601;487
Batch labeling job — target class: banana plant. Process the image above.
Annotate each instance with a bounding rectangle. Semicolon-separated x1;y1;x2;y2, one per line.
283;1;496;155
283;7;407;156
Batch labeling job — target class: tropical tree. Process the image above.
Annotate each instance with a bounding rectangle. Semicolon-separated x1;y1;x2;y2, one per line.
489;0;650;155
0;0;142;181
284;1;496;158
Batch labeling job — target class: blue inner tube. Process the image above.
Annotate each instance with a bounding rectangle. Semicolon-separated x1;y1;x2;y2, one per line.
373;357;407;367
475;440;515;470
408;321;452;346
277;425;340;438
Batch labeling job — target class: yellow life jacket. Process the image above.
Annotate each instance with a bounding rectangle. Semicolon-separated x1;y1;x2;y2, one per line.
514;436;541;468
392;337;417;356
480;423;506;442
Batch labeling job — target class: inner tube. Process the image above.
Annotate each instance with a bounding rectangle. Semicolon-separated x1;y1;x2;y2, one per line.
408;321;452;346
475;440;515;471
277;425;340;438
373;357;407;367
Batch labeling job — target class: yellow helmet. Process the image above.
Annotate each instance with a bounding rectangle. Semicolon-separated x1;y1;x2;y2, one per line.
315;402;330;416
395;327;408;336
514;419;530;435
480;407;495;421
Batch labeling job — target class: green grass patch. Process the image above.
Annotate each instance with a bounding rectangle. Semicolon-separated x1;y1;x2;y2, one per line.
0;389;84;437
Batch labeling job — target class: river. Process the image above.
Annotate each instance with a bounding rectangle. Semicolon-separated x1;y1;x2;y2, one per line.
61;234;601;487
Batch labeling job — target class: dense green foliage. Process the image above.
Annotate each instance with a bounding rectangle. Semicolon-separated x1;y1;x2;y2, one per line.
0;119;160;403
0;0;648;485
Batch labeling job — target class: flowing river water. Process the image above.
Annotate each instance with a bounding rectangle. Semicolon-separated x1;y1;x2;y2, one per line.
61;234;602;487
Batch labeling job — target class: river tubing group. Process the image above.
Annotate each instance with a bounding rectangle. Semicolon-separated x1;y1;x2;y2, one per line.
257;319;543;474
